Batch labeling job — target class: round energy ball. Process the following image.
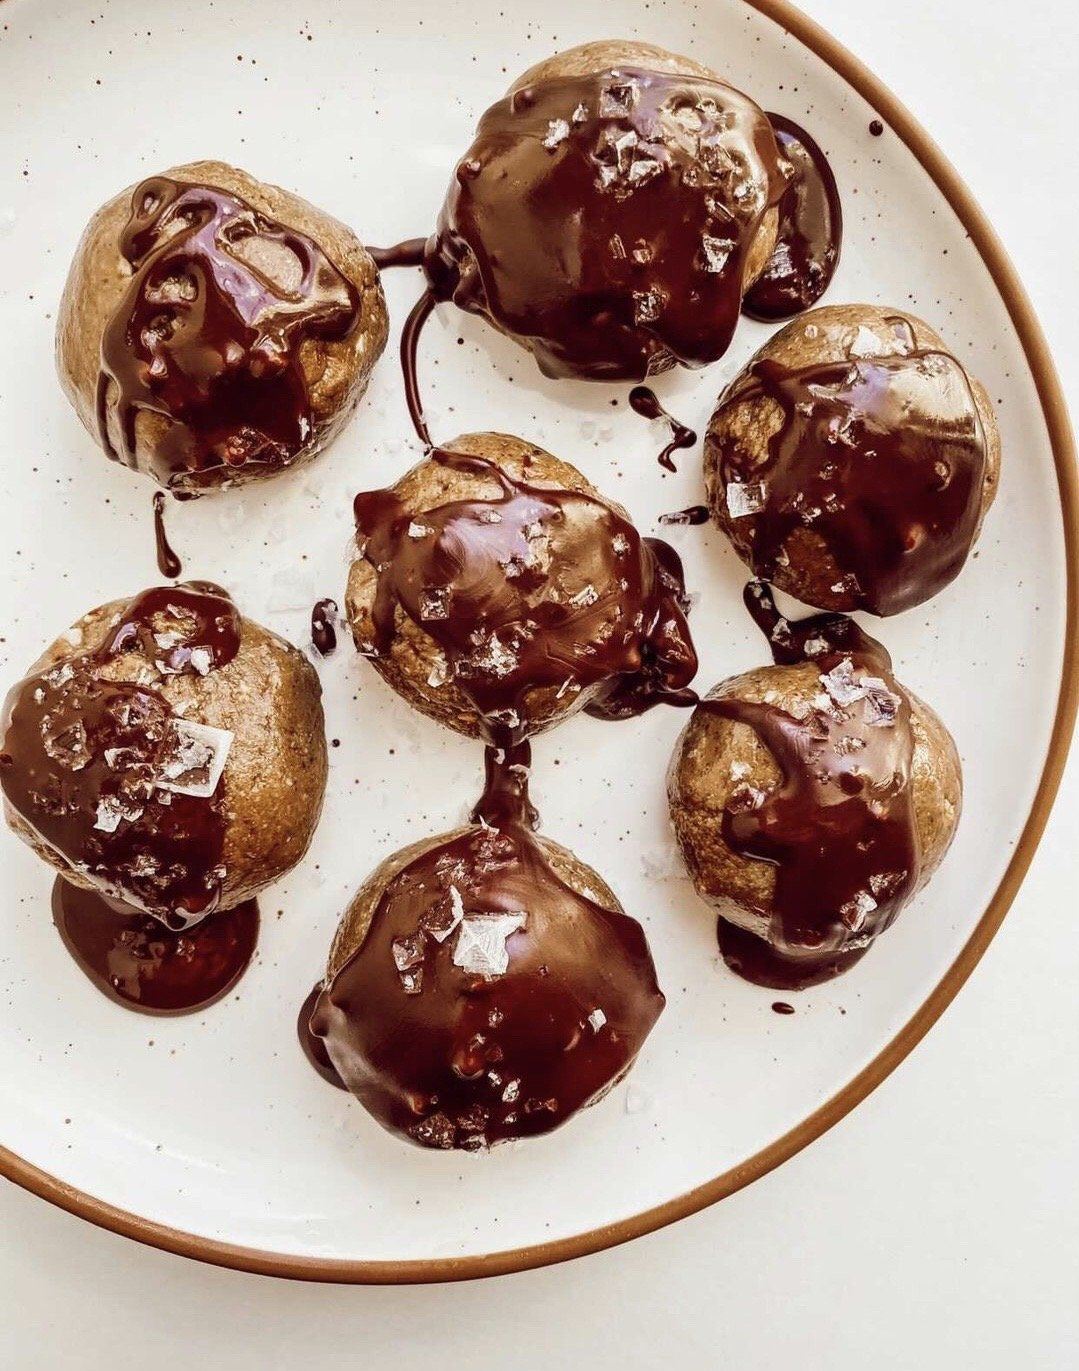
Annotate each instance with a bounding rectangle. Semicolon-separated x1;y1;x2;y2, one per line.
703;304;1001;616
57;160;388;494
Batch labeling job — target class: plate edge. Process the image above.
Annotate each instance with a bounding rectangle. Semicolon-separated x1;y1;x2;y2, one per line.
1;0;1076;1285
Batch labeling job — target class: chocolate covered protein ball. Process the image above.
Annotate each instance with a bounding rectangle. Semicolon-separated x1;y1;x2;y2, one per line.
704;305;1001;616
668;584;961;989
346;431;698;743
57;161;388;494
0;583;327;1011
304;746;664;1149
420;40;796;381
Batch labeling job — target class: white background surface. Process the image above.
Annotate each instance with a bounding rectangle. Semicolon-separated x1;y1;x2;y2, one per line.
1;0;1076;1363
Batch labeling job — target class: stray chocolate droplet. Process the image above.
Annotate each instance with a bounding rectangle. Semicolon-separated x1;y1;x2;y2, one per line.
628;386;697;471
310;597;338;656
771;1000;795;1015
869;119;884;137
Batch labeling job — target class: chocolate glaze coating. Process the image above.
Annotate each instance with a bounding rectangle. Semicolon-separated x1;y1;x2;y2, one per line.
704;305;1001;616
422;44;788;381
308;745;664;1149
57;161;387;495
346;432;698;744
669;584;961;987
742;114;842;322
1;584;327;925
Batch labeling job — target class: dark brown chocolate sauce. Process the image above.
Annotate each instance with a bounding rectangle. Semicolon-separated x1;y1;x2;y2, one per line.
659;504;709;527
422;67;789;381
869;119;884;137
352;446;697;745
628;385;697;470
97;176;362;491
399;289;436;447
704;582;920;988
366;239;428;271
53;876;258;1014
306;746;664;1148
0;582;241;929
771;1000;795;1015
152;491;182;578
742;114;842;322
310;597;338;657
297;981;347;1088
714;319;988;615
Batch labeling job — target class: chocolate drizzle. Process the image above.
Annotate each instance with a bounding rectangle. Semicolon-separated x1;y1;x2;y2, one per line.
152;491;182;578
702;583;920;988
713;319;988;615
306;747;664;1148
628;385;697;470
742;114;842;322
352;447;698;745
422;66;789;381
0;582;241;929
53;877;258;1014
97;176;362;491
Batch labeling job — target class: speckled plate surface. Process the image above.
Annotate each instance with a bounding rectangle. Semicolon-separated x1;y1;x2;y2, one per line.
0;0;1074;1280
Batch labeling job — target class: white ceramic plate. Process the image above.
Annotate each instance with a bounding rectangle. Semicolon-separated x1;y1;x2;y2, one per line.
0;0;1074;1280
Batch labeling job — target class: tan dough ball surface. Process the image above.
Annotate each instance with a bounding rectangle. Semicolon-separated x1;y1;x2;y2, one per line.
667;662;962;942
5;595;328;911
703;304;1002;613
56;159;388;494
346;431;622;739
326;826;622;981
508;41;779;289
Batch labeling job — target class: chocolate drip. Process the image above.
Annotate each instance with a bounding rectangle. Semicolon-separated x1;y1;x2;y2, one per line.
310;598;338;657
423;67;789;381
715;321;987;615
0;582;241;928
152;492;182;578
703;583;920;987
366;239;428;271
53;877;258;1014
306;746;664;1148
628;386;697;470
659;504;709;526
742;114;842;322
399;289;436;447
353;447;697;745
471;739;539;830
297;982;347;1088
97;176;361;490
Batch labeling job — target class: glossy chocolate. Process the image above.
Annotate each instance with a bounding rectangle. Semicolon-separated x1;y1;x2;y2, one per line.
352;447;698;744
53;877;258;1014
659;504;709;527
710;319;988;615
152;492;182;578
97;176;361;490
699;583;921;988
422;66;790;381
308;746;664;1149
628;385;697;471
310;598;338;657
0;582;241;929
742;114;842;321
